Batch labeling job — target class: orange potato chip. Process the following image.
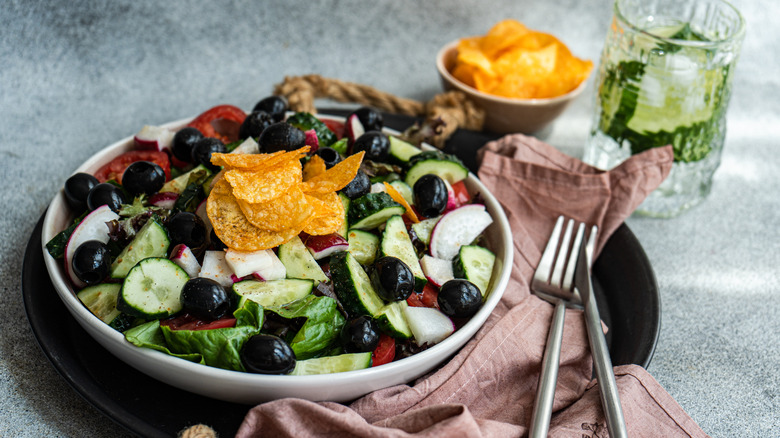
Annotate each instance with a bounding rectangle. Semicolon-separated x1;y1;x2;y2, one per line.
237;185;314;231
302;191;344;236
224;159;302;203
451;19;593;99
303;155;327;181
207;177;299;251
210;151;284;170
383;182;419;223
300;151;364;195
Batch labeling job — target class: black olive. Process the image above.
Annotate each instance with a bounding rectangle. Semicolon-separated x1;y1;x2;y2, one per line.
209;228;227;251
352;131;390;162
340;315;380;353
241;334;296;374
370;256;415;301
252;96;289;122
350;107;383;132
122;161;166;196
258;122;306;153
437;279;482;318
180;277;232;320
171;127;204;163
413;174;448;218
167;212;207;250
191;137;226;172
64;172;99;212
86;182;126;212
71;240;110;285
239;110;275;140
315;147;342;168
339;170;370;199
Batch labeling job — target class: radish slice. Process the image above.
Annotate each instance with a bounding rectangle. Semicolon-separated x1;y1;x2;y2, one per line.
403;306;455;346
170;244;201;278
344;113;365;150
64;205;119;288
302;233;349;260
429;204;493;261
420;255;454;287
442;179;459;212
304;129;319;151
230;137;259;154
195;199;212;236
148;192;179;210
225;248;287;280
199;250;233;287
134;125;174;152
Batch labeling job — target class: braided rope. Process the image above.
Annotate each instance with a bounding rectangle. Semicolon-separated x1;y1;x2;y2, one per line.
273;74;484;147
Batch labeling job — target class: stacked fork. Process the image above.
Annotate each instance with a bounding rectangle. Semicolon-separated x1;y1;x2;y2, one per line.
528;216;627;438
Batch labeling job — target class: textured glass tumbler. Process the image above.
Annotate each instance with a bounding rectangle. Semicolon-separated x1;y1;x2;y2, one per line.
584;0;745;217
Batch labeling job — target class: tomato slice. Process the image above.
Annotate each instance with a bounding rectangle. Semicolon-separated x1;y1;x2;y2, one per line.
187;104;246;143
94;150;171;183
371;333;396;367
406;283;440;309
449;180;471;208
321;119;344;139
161;313;237;331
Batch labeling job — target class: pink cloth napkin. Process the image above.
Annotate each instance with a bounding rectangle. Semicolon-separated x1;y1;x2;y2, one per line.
235;134;709;437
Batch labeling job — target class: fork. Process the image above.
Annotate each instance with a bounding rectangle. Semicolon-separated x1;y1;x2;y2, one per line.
528;216;588;438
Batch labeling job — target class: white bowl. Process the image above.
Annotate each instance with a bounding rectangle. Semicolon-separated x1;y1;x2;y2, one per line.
41;114;513;404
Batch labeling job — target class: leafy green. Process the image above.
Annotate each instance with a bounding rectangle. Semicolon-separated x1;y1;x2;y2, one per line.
266;295;345;360
330;138;348;156
45;211;88;259
124;301;266;371
287;112;337;147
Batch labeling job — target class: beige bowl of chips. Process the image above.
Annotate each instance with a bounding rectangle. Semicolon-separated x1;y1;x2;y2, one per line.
436;20;592;134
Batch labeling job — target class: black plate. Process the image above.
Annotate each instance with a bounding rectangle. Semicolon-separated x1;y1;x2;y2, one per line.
23;112;660;437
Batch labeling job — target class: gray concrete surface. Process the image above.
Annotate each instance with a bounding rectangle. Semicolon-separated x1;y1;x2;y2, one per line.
1;0;776;436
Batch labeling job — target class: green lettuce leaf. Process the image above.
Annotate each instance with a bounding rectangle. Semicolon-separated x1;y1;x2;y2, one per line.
266;295;345;360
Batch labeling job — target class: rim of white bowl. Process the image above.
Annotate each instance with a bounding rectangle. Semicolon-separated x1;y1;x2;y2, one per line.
41;113;513;397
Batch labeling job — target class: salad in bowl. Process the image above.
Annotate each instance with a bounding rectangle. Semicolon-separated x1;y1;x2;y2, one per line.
42;97;512;403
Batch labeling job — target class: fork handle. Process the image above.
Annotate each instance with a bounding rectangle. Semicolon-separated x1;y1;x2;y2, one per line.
528;300;566;438
583;291;628;438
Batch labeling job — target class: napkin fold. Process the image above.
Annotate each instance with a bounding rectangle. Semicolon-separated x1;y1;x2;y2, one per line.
236;135;707;438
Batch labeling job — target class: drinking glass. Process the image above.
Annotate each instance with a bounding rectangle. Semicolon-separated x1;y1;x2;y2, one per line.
584;0;745;217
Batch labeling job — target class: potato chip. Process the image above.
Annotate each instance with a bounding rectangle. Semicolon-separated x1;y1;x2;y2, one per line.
300;151;364;194
237;185;314;231
207;177;299;251
210;151;285;170
383;182;419;223
303;155;327;181
302;191;344;236
451;19;593;99
225;159;302;203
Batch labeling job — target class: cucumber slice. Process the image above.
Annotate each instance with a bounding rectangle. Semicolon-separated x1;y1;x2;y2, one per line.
375;300;412;339
338;193;350;237
330;251;385;317
453;245;496;299
159;165;212;194
277;236;329;283
380;215;427;291
110;218;170;279
290;352;372;375
388;135;422;164
117;257;189;319
348;192;405;230
77;283;123;325
410;217;439;246
388;180;414;206
346;229;379;265
233;278;314;307
404;156;469;188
